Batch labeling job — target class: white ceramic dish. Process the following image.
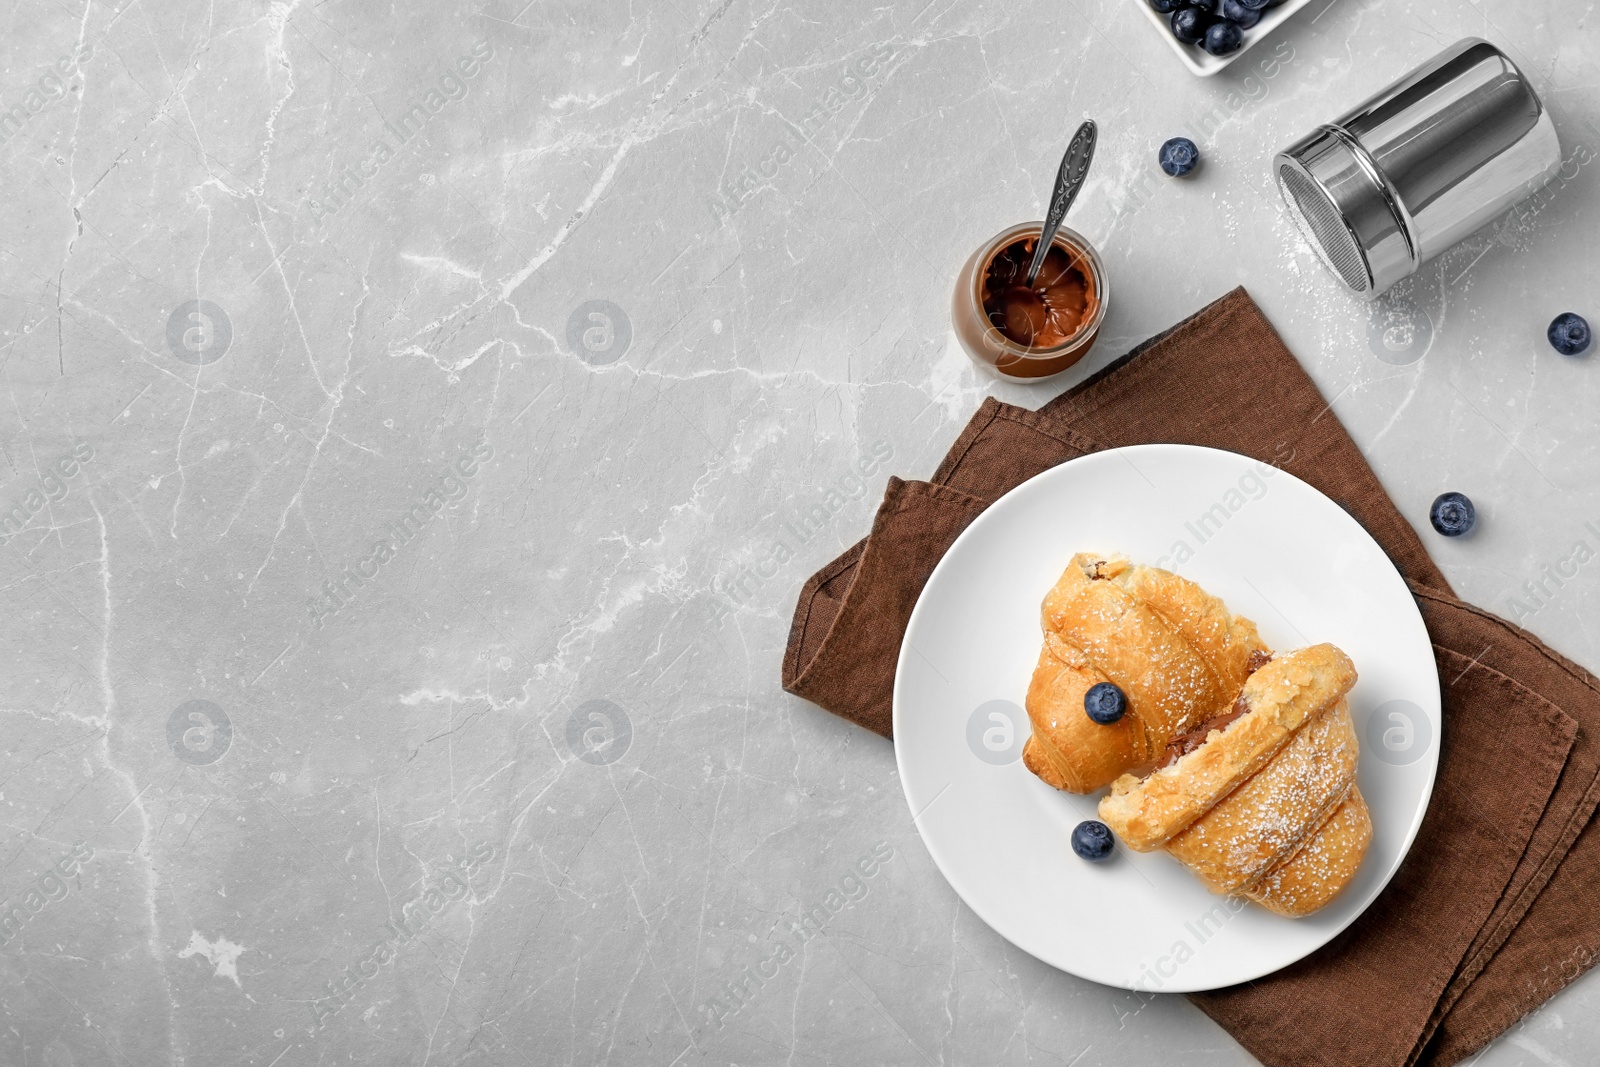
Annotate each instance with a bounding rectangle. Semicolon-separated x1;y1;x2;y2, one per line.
893;444;1440;992
1135;0;1317;77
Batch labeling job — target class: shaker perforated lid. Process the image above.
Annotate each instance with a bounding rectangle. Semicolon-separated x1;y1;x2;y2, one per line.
1275;39;1561;297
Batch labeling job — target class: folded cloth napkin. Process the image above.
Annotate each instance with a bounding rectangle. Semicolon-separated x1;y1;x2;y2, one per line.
781;288;1600;1067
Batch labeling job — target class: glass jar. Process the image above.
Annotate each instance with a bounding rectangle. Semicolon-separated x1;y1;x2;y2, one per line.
951;222;1109;382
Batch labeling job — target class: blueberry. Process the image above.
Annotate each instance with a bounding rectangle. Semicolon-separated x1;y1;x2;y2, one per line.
1202;20;1245;55
1159;137;1200;178
1072;820;1115;862
1548;312;1592;356
1221;0;1261;26
1184;0;1220;12
1235;0;1270;8
1084;682;1127;724
1148;0;1183;12
1170;7;1211;43
1430;492;1476;537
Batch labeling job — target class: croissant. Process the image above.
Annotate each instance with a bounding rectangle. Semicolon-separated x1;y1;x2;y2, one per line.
1099;643;1371;917
1022;554;1269;793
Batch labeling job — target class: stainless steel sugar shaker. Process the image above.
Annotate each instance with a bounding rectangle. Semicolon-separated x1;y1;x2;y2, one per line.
1275;38;1561;297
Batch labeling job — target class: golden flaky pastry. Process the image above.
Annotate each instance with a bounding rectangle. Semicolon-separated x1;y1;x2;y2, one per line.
1022;554;1267;793
1100;643;1370;917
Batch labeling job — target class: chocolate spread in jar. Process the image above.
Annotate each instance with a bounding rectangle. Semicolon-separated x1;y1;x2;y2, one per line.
981;237;1094;348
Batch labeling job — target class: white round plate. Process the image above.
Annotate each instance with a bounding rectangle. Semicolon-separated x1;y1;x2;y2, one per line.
893;444;1440;992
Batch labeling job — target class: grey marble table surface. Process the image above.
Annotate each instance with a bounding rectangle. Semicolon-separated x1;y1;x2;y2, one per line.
4;0;1600;1064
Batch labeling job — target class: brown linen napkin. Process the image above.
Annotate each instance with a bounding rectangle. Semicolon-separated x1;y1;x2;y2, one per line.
781;288;1600;1067
1409;585;1600;1065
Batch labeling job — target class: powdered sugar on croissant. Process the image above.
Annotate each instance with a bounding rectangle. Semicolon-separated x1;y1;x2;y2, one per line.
1099;642;1370;917
1022;554;1268;793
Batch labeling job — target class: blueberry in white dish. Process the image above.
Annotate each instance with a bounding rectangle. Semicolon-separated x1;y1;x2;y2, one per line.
1170;7;1211;43
1236;0;1271;8
1548;312;1592;356
1084;682;1127;725
1148;0;1184;12
1159;137;1200;177
1221;0;1262;27
1072;820;1115;862
1202;20;1244;55
1429;492;1476;537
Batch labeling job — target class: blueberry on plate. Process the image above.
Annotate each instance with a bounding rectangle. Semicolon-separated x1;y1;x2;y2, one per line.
1548;312;1592;356
1430;492;1476;537
1171;7;1211;43
1202;20;1245;55
1184;0;1221;13
1084;682;1127;724
1221;0;1262;26
1072;820;1115;862
1148;0;1183;12
1236;0;1271;8
1159;136;1200;177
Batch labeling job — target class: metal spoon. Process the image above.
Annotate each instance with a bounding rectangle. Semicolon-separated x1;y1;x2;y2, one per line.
1024;119;1098;288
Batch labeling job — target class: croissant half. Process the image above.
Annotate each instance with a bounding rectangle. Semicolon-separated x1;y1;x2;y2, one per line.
1021;554;1268;793
1098;643;1358;849
1100;644;1371;917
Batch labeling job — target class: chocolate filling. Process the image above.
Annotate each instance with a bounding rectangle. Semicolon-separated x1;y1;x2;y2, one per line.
1160;652;1273;767
1162;697;1250;767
